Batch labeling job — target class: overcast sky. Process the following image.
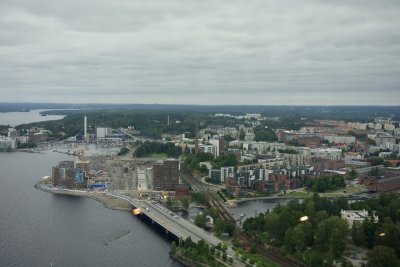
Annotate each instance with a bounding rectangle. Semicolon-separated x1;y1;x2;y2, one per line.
0;0;399;105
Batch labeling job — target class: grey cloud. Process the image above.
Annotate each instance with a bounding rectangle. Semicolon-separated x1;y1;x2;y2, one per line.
0;0;399;104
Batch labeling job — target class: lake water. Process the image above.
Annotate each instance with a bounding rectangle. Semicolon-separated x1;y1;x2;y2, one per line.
0;109;182;266
0;151;181;267
226;198;295;221
0;109;290;266
0;109;66;126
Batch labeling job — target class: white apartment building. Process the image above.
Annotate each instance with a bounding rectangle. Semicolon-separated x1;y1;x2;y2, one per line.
243;141;286;153
209;139;222;156
220;166;234;183
311;148;342;160
8;128;17;139
259;169;274;181
0;136;17;151
200;144;217;158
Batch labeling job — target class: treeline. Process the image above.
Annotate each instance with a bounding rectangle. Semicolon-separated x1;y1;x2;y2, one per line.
13;106;399;141
184;152;214;173
366;156;395;167
305;174;346;193
16;110;200;139
134;141;182;157
16;142;37;149
253;126;277;142
278;148;299;154
242;193;400;267
194;208;235;236
184;153;238;174
349;193;400;266
243;194;350;267
190;192;208;205
212;154;238;169
171;238;231;267
117;147;129;156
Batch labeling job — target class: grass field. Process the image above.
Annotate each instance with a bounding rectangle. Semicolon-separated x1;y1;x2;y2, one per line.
321;184;366;197
286;184;366;198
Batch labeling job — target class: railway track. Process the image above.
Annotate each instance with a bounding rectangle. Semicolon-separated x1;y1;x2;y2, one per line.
182;167;303;267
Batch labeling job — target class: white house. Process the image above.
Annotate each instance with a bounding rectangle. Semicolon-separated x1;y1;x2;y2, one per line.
340;209;378;226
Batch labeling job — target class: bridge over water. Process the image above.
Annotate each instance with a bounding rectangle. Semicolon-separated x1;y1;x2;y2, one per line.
107;193;222;246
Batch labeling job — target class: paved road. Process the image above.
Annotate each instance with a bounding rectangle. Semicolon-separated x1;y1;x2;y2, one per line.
107;192;221;246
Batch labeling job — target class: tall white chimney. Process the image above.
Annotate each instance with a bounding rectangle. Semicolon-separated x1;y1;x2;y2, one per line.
84;116;87;141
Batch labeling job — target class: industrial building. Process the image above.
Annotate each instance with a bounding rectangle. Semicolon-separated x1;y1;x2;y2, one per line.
96;127;112;139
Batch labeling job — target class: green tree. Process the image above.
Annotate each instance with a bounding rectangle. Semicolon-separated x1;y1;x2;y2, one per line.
211;154;238;169
190;192;207;205
349;169;357;179
222;252;227;262
180;197;189;210
166;196;173;208
250;244;257;254
316;217;348;257
376;220;400;257
239;129;245;141
367;246;400;267
194;213;206;228
214;218;234;236
254;126;277;142
304;251;324;267
285;221;312;254
363;219;379;248
171;241;177;253
351;222;365;246
117;147;130;156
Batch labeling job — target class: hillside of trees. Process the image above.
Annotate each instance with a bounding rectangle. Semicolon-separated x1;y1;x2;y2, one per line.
12;105;399;139
134;141;182;157
242;193;400;267
305;174;346;193
253;126;277;142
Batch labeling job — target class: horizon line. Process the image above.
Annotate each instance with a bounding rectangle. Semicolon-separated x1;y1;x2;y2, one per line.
0;102;399;107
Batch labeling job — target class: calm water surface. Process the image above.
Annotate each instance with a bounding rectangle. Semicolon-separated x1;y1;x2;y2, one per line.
0;151;181;267
226;198;294;220
0;110;292;266
0;109;65;126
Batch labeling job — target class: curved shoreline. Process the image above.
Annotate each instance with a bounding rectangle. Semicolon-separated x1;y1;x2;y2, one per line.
35;182;132;211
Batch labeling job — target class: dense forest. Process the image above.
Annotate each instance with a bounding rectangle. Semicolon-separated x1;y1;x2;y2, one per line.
2;103;398;121
134;141;182;157
6;104;399;139
242;193;400;267
305;174;346;193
